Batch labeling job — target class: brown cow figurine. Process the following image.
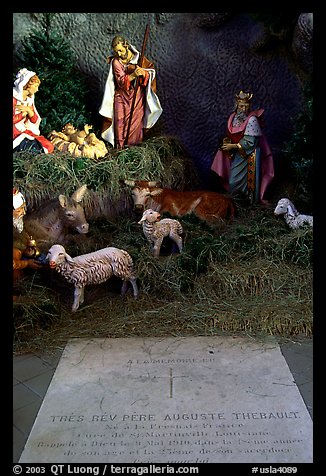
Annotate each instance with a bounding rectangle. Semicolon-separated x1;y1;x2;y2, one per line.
124;180;235;224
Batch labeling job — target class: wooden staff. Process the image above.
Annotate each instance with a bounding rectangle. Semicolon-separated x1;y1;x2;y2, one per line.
124;24;150;147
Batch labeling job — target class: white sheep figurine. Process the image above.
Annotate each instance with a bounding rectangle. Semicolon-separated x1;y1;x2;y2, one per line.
274;198;313;230
46;244;139;312
138;209;183;257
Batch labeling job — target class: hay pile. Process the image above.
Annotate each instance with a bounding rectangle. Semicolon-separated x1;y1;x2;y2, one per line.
13;137;313;354
13;135;199;214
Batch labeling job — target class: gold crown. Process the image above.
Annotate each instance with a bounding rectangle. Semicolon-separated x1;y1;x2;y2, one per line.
235;90;253;103
26;236;40;256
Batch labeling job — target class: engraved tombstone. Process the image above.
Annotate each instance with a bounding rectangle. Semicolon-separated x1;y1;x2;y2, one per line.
19;336;313;463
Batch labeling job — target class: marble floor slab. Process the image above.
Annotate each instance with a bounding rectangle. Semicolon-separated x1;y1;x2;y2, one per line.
19;336;313;463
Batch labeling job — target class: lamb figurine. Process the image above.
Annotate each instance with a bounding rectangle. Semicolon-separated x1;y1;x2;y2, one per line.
46;244;139;312
274;198;313;230
138;209;183;257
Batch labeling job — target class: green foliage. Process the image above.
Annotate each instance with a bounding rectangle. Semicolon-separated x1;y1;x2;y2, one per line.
282;82;313;207
14;14;91;135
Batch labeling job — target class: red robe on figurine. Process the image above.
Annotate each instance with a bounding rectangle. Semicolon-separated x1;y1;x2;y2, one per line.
99;42;162;148
13;68;54;153
211;100;274;204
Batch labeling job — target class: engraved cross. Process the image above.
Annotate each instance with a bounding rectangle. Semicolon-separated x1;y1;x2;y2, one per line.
155;367;189;398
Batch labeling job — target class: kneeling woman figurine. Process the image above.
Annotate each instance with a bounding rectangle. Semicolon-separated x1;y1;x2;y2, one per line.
13;68;54;154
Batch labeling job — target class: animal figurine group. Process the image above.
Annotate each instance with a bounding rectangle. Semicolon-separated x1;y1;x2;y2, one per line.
23;180;312;312
274;198;313;230
46;244;138;312
138;208;183;257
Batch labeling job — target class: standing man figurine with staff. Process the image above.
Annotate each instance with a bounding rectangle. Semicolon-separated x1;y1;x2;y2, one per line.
99;26;163;148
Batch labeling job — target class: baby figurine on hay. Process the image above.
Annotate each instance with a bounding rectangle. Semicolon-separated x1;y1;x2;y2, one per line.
49;123;108;160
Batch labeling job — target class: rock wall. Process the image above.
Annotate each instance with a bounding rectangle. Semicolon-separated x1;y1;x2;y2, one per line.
13;12;313;188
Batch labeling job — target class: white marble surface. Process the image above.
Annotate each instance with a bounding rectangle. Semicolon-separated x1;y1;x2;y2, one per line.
19;336;313;463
